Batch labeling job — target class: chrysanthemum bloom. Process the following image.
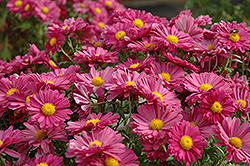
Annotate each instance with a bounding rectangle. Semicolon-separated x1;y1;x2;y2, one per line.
27;89;73;129
0;60;12;78
105;70;145;100
67;112;119;135
72;83;92;119
6;0;23;14
214;117;250;165
33;0;60;22
183;106;215;138
23;154;64;166
5;154;31;166
151;62;186;90
15;122;68;158
225;72;248;88
130;104;183;144
183;72;230;104
0;126;22;158
137;75;181;107
167;121;207;166
18;0;35;19
45;31;65;55
101;22;134;51
194;14;212;26
91;15;108;34
199;90;235;124
65;128;126;165
88;1;108;18
152;24;194;52
72;1;90;15
210;21;250;53
73;46;118;68
230;85;250;119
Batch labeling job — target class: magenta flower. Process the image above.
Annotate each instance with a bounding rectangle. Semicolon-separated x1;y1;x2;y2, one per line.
72;1;90;15
0;126;22;158
65;128;125;165
5;154;31;166
27;89;73;129
214;117;250;165
6;0;23;14
88;1;108;18
18;0;35;19
130;103;183;144
167;121;207;166
23;154;64;166
45;31;65;55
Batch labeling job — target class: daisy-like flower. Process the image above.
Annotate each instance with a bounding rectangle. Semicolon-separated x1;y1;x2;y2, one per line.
18;0;35;19
88;1;108;18
214;117;250;165
27;89;73;129
130;104;183;144
137;75;181;107
65;128;126;165
91;15;108;34
194;14;212;26
5;154;31;166
72;1;90;15
6;0;23;14
199;90;235;124
152;24;194;52
23;154;64;166
0;126;22;158
230;85;250;119
66;112;119;135
211;21;250;53
225;72;248;87
73;46;118;68
15;122;67;158
45;31;65;55
33;0;60;22
183;72;230;104
167;121;207;166
0;60;12;78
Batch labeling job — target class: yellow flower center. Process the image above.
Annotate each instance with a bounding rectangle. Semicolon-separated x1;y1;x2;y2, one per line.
49;37;57;46
199;83;213;92
130;62;139;68
133;19;144;28
91;76;104;87
160;72;171;81
237;99;246;108
98;22;105;29
86;118;100;126
189;121;197;127
180;135;193;150
95;54;100;57
0;140;3;147
41;7;49;14
144;42;155;49
149;118;164;130
210;101;223;113
229;33;240;42
229;137;242;149
6;88;19;96
36;163;48;166
166;35;179;44
105;1;113;6
94;42;101;47
115;31;126;40
62;25;69;30
95;8;101;14
49;60;57;67
207;44;215;51
13;110;20;117
41;103;56;116
80;4;86;8
104;157;119;166
24;4;30;11
35;130;47;140
126;81;136;86
152;91;163;102
26;94;35;103
89;140;102;148
14;0;22;7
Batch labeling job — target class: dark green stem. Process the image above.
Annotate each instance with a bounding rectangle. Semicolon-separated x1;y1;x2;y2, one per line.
59;46;73;62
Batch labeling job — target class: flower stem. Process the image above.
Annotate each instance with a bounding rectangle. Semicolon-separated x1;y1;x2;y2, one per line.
0;154;7;166
59;46;73;62
128;93;132;119
208;55;211;71
217;152;227;166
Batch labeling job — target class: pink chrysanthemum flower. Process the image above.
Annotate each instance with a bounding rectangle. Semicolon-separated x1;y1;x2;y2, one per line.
73;46;118;68
23;154;64;166
152;24;194;52
72;1;90;15
15;122;67;158
27;89;73;129
183;106;215;138
5;154;31;166
91;15;108;34
194;15;212;26
98;0;122;11
130;104;183;144
33;0;60;22
230;85;250;119
167;121;207;166
225;72;248;87
0;126;22;158
6;0;23;14
0;60;12;78
151;61;186;90
18;0;35;19
45;31;65;55
199;90;235;124
67;112;119;135
137;75;181;107
211;21;250;53
214;117;250;165
183;72;230;104
88;1;108;18
65;128;125;165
